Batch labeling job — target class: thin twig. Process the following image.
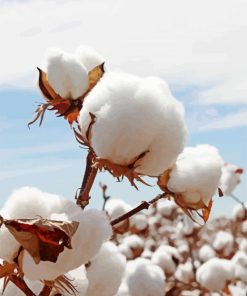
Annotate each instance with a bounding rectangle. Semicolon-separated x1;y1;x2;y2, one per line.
100;183;111;211
39;284;52;296
76;151;98;209
110;193;166;226
9;275;36;296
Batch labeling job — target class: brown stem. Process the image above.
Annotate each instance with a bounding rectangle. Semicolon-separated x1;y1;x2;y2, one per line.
110;193;166;226
100;183;111;211
39;284;52;296
9;275;36;296
76;151;98;209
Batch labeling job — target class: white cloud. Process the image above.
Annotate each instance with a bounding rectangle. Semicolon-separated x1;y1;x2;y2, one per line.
198;109;247;131
0;0;246;105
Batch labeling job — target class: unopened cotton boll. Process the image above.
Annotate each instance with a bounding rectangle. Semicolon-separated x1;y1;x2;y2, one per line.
198;245;216;262
126;258;165;296
213;231;234;257
79;72;187;176
219;163;243;196
75;45;104;72
23;209;112;281
86;242;126;296
46;48;88;99
166;145;224;208
196;258;234;292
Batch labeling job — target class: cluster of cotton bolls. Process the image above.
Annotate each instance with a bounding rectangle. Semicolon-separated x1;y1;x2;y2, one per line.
103;195;247;296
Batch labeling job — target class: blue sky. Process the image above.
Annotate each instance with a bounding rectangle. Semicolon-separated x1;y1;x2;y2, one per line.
0;0;246;217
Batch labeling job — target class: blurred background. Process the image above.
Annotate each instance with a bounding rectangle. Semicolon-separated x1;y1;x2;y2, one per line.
0;0;246;217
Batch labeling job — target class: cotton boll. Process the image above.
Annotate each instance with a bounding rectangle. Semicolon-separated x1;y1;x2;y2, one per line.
118;243;134;259
46;48;88;99
239;239;247;254
219;163;243;196
1;186;73;219
231;251;247;282
199;245;216;262
64;265;88;296
232;203;247;220
86;242;126;296
75;45;104;72
23;210;112;281
79;72;187;176
229;285;247;296
116;281;129;296
122;235;144;257
126;258;165;296
156;199;176;217
196;258;234;292
175;262;194;283
0;226;20;262
130;214;148;231
151;245;179;276
213;231;234;257
166;145;224;208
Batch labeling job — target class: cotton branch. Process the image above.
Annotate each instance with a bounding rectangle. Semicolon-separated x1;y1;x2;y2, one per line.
110;192;167;226
9;275;36;296
100;183;111;211
39;284;52;296
76;151;98;209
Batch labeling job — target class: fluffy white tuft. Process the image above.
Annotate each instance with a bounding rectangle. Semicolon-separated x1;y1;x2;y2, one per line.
156;199;177;217
79;72;187;176
86;241;126;296
175;262;194;283
198;245;216;262
126;258;165;296
75;45;104;71
196;258;234;291
213;231;234;256
46;48;88;99
219;163;243;196
167;145;224;207
23;209;112;281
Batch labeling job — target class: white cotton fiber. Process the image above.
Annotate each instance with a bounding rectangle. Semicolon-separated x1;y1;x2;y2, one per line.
232;203;247;220
46;48;88;99
231;251;247;282
0;278;43;296
0;226;20;263
213;231;234;256
130;214;148;231
219;163;243;196
23;209;112;281
126;258;165;296
156;199;176;217
75;45;104;72
86;241;126;296
175;262;194;283
198;244;216;262
105;198;131;227
196;258;234;292
239;239;247;254
151;245;179;276
79;72;187;176
64;265;88;296
167;145;224;207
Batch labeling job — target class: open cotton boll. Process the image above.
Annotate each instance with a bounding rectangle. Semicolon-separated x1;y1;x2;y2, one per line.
126;258;165;296
175;262;194;283
166;145;224;208
229;285;247;296
151;245;179;276
219;163;243;196
231;251;247;282
23;209;112;281
64;265;88;296
79;72;187;176
156;199;177;217
239;239;247;254
196;258;234;292
75;45;104;72
232;203;247;220
199;245;216;262
130;214;148;231
0;226;20;262
46;48;88;99
118;243;134;259
1;186;73;219
86;242;126;296
213;231;234;257
116;281;129;296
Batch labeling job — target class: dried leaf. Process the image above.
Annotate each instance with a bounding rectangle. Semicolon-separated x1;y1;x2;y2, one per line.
4;217;79;264
202;199;213;222
157;169;171;191
0;262;16;279
235;168;243;174
88;63;105;91
37;67;58;101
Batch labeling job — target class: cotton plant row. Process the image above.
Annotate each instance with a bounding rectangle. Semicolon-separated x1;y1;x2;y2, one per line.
0;44;245;295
